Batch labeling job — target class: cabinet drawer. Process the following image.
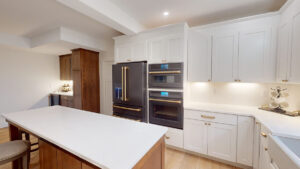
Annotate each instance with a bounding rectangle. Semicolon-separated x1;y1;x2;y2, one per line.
165;128;183;148
185;109;237;125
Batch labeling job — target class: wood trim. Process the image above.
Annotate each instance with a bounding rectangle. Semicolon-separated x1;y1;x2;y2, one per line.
9;124;21;169
133;136;165;169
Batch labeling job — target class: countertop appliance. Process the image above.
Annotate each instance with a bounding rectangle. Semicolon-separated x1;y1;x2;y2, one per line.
149;91;183;129
112;61;147;122
148;63;183;89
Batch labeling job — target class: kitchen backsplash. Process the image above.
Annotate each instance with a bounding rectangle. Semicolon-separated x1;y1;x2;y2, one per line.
185;82;300;111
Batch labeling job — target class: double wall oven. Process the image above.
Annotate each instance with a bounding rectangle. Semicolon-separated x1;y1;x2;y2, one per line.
148;63;184;129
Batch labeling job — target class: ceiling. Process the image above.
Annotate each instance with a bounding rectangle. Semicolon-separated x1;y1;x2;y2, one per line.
110;0;287;28
0;0;121;40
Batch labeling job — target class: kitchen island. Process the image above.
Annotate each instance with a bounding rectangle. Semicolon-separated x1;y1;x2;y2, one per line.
2;106;168;169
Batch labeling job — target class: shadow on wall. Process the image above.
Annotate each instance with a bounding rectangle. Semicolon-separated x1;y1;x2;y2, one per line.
0;95;50;128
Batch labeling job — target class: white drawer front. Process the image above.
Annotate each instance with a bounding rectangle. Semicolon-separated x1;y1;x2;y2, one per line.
165;128;183;148
185;109;237;125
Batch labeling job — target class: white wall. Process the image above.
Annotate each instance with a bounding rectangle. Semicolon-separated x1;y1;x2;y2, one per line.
0;45;60;128
100;41;114;115
186;82;300;111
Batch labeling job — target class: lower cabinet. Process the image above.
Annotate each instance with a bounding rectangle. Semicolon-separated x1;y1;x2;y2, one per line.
39;140;97;169
207;123;237;162
183;109;254;166
184;118;237;163
184;119;207;154
165;128;183;148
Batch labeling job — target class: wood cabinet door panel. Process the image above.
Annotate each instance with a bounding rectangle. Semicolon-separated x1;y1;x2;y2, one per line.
39;140;57;169
57;149;82;169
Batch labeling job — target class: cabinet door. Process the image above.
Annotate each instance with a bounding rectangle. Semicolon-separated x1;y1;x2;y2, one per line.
238;27;272;82
184;119;208;154
237;116;254;166
253;121;261;169
57;149;82;169
277;23;292;82
39;140;58;169
212;32;238;82
188;30;212;82
131;41;148;62
59;55;72;80
166;35;184;63
289;12;300;82
115;44;132;63
207;123;237;162
148;38;167;63
259;143;271;169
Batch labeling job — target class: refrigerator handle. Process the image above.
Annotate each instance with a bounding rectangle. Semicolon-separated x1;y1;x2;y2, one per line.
121;66;124;101
124;66;129;101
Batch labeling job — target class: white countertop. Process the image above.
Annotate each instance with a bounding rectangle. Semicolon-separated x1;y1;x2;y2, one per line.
185;102;300;139
2;106;167;169
51;91;73;96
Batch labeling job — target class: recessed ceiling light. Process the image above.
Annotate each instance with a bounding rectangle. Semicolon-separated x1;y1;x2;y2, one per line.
163;11;169;16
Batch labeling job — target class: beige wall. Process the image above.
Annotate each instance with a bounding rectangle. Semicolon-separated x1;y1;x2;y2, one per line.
0;45;60;127
185;82;300;111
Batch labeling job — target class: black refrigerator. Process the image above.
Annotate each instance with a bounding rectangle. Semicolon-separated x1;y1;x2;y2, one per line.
112;61;147;122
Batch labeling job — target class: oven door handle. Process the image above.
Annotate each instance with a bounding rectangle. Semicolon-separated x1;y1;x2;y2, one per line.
149;70;181;74
113;105;142;112
149;98;182;104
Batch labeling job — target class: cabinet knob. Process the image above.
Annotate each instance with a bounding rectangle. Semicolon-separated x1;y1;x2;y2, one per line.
282;80;288;83
127;59;132;62
264;148;268;151
208;79;211;82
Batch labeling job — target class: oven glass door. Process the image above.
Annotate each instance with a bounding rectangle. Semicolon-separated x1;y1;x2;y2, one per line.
149;98;183;129
149;73;183;89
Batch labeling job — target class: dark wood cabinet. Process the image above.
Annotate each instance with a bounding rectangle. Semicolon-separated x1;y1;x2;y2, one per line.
39;140;58;169
59;54;72;80
60;95;74;108
72;49;100;113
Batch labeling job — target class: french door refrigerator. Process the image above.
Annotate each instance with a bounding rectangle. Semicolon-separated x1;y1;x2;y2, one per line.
112;61;147;122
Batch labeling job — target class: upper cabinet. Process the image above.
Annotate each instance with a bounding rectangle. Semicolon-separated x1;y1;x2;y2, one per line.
276;0;300;83
212;31;238;82
114;23;187;64
115;41;147;63
188;30;212;82
59;54;72;80
188;15;278;82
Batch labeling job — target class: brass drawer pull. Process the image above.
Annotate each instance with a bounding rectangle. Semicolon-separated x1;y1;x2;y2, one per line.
165;136;170;139
149;71;181;74
201;115;215;119
261;132;267;138
264;148;268;151
113;105;141;112
234;79;241;82
149;98;182;104
282;80;288;82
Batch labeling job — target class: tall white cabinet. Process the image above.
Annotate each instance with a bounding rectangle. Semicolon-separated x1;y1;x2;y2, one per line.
276;0;300;83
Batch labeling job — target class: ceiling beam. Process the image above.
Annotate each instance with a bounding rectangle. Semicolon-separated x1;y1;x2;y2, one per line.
56;0;145;35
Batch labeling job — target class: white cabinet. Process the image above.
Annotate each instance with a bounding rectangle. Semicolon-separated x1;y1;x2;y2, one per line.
253;121;261;169
115;41;147;63
184;119;207;154
207;123;237;162
212;32;238;82
148;35;184;63
165;128;183;148
238;27;272;82
187;30;212;82
277;23;292;82
115;44;132;63
289;12;300;82
237;116;254;166
259;124;272;169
